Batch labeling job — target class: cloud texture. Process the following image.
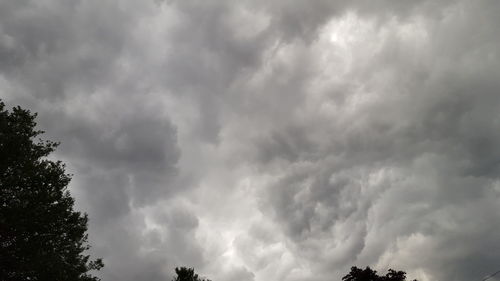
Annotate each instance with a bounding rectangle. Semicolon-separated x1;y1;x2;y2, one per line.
2;1;500;281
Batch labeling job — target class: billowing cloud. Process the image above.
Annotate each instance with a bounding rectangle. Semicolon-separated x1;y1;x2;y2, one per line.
2;1;500;281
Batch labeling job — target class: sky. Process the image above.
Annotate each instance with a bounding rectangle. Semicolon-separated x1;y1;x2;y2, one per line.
2;0;500;281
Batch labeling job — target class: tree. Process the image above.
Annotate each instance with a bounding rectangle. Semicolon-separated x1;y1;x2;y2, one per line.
0;101;103;281
342;266;416;281
172;267;211;281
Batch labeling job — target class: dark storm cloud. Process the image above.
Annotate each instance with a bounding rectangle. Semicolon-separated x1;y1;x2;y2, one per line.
0;1;191;280
2;0;500;281
59;105;180;205
243;1;500;280
0;0;141;100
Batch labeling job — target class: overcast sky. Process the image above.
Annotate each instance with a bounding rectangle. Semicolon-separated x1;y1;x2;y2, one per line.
2;0;500;281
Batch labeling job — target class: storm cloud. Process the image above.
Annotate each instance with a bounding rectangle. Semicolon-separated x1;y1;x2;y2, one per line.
2;1;500;281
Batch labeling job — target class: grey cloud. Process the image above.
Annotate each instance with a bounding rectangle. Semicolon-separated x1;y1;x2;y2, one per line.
1;1;190;280
51;101;181;205
242;1;500;280
84;202;205;281
255;125;316;163
2;0;500;281
74;172;131;225
220;266;255;281
157;0;276;143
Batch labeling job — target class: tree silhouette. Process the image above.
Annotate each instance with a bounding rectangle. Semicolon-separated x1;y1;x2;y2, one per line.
342;266;416;281
382;269;410;281
172;267;211;281
0;101;103;281
343;266;380;281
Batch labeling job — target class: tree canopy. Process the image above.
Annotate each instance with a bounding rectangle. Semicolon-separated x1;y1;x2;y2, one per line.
0;101;103;281
172;267;211;281
168;265;415;281
342;266;417;281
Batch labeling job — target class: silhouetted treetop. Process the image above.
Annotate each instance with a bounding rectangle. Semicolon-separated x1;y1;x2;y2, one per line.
0;100;103;281
172;267;211;281
342;266;417;281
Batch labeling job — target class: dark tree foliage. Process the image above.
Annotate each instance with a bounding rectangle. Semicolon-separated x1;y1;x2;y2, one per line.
172;267;211;281
342;266;417;281
0;101;103;281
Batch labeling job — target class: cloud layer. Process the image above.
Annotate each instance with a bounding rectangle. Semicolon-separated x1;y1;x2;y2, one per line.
2;1;500;281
